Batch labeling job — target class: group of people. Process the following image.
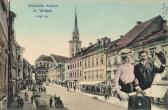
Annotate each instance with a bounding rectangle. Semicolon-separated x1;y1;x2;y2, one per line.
16;96;24;108
114;48;166;99
49;95;64;108
38;86;46;93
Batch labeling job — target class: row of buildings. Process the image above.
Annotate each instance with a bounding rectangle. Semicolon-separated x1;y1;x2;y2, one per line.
34;9;168;107
0;1;33;109
35;9;168;89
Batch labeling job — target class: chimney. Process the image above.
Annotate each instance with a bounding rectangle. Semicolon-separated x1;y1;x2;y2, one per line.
89;42;92;46
163;20;167;29
120;35;124;38
97;39;101;46
136;21;142;25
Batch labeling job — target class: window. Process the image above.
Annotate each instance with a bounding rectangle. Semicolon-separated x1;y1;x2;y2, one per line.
96;74;98;79
84;75;86;80
108;59;111;65
96;58;98;65
70;73;72;77
80;71;81;77
100;57;104;64
149;48;156;59
80;61;82;66
92;59;94;67
85;61;87;67
88;60;90;67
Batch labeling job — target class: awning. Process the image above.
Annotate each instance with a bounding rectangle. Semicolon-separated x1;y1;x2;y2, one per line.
77;81;104;85
145;85;168;98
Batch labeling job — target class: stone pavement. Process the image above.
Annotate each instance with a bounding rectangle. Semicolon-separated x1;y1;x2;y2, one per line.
7;90;36;110
8;89;67;110
51;84;165;110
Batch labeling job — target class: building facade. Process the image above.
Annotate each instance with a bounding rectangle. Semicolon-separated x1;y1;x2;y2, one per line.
66;54;83;88
0;0;9;109
36;54;68;83
23;58;33;88
8;10;25;106
80;37;111;87
47;61;67;84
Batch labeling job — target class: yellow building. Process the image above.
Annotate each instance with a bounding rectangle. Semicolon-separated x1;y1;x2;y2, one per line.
78;37;111;87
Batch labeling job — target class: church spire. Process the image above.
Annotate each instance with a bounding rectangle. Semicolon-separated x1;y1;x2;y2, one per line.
73;8;79;40
74;8;79;33
69;8;82;57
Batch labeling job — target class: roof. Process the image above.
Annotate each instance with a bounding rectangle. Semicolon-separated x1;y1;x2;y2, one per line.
50;54;69;63
132;29;168;47
109;15;163;52
36;55;53;62
82;37;111;55
106;39;120;53
36;54;68;63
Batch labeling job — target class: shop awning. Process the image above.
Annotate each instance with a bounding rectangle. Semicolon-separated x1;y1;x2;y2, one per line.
145;85;168;98
77;81;104;85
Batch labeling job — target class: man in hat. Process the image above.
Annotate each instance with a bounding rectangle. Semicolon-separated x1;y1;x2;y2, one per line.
134;50;166;91
115;48;138;94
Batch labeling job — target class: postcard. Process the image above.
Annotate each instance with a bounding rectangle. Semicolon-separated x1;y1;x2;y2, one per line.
0;0;168;110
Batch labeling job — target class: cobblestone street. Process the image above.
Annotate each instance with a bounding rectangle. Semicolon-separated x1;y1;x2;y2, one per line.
45;85;126;110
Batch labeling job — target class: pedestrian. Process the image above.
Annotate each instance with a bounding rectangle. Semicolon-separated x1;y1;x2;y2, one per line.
24;92;28;101
73;85;76;91
134;50;166;91
49;97;53;107
38;87;41;93
67;86;69;92
17;96;20;107
20;97;24;107
115;48;138;94
31;95;34;104
54;95;57;101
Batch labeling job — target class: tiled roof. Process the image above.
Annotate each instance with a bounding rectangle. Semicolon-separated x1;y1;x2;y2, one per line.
106;39;120;53
132;29;168;47
82;37;111;55
109;15;163;52
36;55;53;62
36;54;69;63
50;54;69;63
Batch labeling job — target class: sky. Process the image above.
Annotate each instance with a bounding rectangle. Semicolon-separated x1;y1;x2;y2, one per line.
10;0;168;64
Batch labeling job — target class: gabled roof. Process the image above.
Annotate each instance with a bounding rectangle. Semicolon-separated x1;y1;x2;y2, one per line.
50;54;69;63
36;55;53;62
109;15;163;52
36;54;69;63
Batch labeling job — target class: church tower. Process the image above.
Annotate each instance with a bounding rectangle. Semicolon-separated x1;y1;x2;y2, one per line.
69;8;82;57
